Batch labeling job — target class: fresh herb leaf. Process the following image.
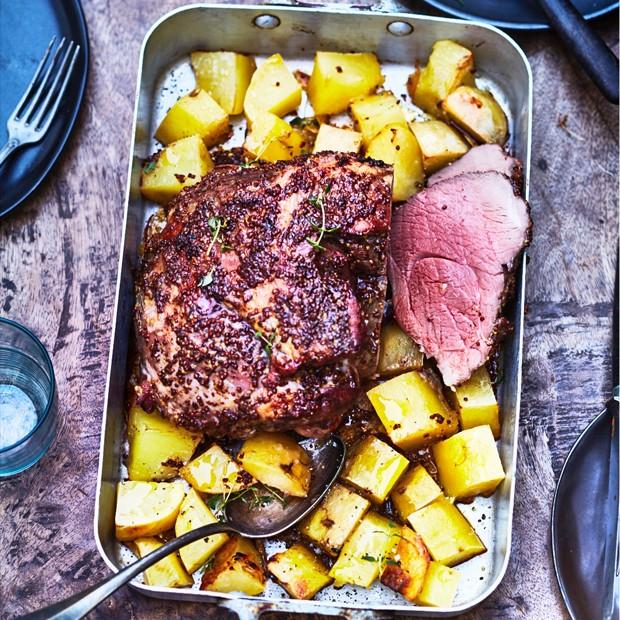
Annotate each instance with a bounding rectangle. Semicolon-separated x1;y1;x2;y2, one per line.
239;157;260;169
290;116;320;129
361;554;377;562
306;182;337;252
206;216;228;256
207;485;250;520
198;267;215;288
198;555;216;575
241;490;273;510
254;330;276;355
207;493;229;519
208;484;287;518
264;484;287;505
143;160;157;174
384;558;401;566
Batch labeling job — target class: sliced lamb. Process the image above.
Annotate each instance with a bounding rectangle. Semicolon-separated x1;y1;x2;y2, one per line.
428;144;522;188
389;170;530;386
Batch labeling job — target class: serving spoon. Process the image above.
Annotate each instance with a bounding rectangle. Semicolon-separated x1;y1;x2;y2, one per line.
21;435;346;620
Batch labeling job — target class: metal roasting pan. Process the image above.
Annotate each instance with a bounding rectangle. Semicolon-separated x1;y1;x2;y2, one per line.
95;4;532;618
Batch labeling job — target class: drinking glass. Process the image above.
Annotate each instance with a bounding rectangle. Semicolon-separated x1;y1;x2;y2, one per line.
0;317;57;477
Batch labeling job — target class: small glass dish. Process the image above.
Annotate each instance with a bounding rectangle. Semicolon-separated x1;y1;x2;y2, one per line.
0;317;57;477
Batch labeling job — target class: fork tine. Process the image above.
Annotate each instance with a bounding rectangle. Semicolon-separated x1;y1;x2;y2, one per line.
30;41;76;129
36;45;80;135
21;37;66;123
11;36;57;120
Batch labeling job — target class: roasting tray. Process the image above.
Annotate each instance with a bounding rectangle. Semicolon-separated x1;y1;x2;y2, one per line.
95;4;532;618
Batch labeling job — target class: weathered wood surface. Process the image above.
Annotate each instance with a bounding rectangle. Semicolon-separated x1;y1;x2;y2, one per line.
0;1;617;618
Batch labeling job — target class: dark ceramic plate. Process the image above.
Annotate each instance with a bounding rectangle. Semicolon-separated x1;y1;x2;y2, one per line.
0;0;89;219
551;397;619;620
421;0;618;29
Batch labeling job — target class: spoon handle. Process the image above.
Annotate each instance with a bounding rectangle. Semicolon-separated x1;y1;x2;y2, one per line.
536;0;619;103
19;523;237;620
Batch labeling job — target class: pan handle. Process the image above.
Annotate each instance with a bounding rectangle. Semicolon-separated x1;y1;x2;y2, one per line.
18;523;237;620
219;599;394;620
536;0;619;103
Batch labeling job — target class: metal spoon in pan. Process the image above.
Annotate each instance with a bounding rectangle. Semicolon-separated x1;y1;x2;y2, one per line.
20;435;346;620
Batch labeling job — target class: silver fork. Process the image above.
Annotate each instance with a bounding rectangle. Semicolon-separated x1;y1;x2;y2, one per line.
0;36;80;166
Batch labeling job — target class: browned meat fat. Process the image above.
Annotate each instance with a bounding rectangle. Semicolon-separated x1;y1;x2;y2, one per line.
428;144;522;188
134;152;393;437
389;166;530;386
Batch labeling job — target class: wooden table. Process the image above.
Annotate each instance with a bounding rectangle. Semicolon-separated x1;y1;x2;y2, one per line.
1;1;617;618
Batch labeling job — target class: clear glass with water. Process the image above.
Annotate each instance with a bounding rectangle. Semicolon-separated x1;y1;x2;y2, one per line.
0;318;56;477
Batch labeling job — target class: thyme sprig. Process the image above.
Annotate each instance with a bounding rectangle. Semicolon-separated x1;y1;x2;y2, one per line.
254;329;276;355
198;216;229;287
207;484;288;520
207;484;239;520
239;134;280;169
239;157;260;169
206;216;227;255
241;484;288;509
306;182;337;251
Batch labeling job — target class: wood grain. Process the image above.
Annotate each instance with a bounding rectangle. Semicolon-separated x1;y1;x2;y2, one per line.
0;1;617;619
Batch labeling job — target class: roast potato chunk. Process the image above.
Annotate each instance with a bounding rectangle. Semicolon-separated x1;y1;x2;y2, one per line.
300;483;370;556
342;435;409;503
391;465;443;521
243;112;304;162
366;123;425;201
267;544;333;599
380;525;430;602
377;321;424;377
408;497;485;566
181;444;254;494
155;88;230;147
442;85;508;145
349;92;407;146
175;488;229;574
409;39;474;116
132;537;193;588
307;51;384;115
432;425;505;500
329;511;397;588
238;432;311;497
115;481;185;541
409;120;469;173
367;371;459;450
140;135;214;205
126;405;202;480
200;536;266;595
312;124;362;154
416;561;460;607
453;366;500;438
243;53;301;120
191;51;256;115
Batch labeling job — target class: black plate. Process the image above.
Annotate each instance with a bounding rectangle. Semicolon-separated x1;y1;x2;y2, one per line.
421;0;618;29
551;398;619;620
0;0;89;219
